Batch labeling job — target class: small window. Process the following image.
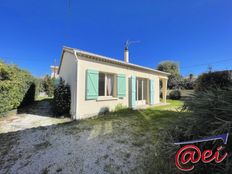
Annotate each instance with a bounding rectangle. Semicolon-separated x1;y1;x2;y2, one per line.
98;72;115;96
99;73;105;96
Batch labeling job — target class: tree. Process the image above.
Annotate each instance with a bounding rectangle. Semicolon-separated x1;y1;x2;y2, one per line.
53;79;71;116
157;61;181;89
42;75;54;97
189;73;194;81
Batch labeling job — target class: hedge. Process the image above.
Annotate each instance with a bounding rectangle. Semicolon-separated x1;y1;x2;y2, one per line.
0;61;37;116
195;70;232;91
53;79;71;116
169;90;181;100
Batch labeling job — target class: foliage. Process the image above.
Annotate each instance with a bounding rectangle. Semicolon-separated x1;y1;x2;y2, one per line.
33;78;44;97
157;61;182;89
169;90;181;100
154;88;232;173
0;61;36;115
168;75;183;89
114;103;127;111
195;71;232;91
182;78;195;89
113;103;132;114
157;61;180;76
183;88;232;173
53;79;71;116
42;75;55;97
157;61;196;89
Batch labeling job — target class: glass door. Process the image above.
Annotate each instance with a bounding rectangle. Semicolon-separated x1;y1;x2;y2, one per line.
136;78;146;105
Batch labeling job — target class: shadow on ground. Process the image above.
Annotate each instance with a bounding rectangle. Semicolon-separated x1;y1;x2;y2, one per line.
17;98;54;117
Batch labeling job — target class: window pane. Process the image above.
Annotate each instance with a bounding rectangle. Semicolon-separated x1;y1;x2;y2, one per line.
99;73;105;96
143;80;147;100
138;79;142;100
106;74;114;96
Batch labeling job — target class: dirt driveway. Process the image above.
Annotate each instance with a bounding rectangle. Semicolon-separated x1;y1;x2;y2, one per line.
0;99;182;174
0;99;70;134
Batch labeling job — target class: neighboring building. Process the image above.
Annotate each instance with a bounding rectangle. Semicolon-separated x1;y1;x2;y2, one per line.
50;65;59;78
58;46;169;120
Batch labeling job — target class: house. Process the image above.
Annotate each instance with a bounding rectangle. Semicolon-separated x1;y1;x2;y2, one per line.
58;46;169;120
50;65;59;78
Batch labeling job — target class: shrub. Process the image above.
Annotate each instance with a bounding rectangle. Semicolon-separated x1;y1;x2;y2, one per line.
195;70;232;91
168;90;181;100
53;79;71;116
0;61;36;116
42;75;55;97
154;88;232;173
114;103;127;112
182;78;195;90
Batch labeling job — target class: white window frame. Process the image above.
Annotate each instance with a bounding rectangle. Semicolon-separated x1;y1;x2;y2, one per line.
98;72;115;98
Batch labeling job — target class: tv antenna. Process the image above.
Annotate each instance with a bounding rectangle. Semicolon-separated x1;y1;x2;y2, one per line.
124;40;140;50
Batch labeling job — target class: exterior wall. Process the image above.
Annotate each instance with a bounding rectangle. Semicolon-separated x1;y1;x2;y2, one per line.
154;77;160;104
59;51;78;118
76;55;167;119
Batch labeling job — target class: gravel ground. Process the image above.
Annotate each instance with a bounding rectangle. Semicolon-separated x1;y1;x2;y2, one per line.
0;118;155;174
0;99;179;174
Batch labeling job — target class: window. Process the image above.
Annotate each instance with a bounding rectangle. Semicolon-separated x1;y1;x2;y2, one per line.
99;73;105;96
136;78;147;101
98;72;114;96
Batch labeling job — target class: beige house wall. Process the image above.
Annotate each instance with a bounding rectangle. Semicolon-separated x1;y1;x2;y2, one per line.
59;49;168;120
59;51;78;117
76;55;167;119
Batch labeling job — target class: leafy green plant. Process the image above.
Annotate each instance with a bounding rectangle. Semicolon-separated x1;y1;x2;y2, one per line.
114;103;127;112
154;88;232;174
152;71;232;173
0;61;37;116
195;71;232;91
53;79;71;116
169;90;181;100
42;75;55;97
157;61;182;89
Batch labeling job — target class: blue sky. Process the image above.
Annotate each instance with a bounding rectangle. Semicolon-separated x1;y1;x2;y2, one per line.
0;0;232;77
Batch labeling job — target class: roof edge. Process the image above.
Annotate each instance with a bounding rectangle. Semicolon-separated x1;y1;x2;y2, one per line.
61;46;170;76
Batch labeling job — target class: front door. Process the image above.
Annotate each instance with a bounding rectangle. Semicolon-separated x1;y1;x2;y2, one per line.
136;78;147;105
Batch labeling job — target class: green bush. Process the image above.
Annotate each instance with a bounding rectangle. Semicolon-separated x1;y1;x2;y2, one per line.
42;75;55;97
53;79;71;116
113;103;127;112
0;61;36;115
169;90;181;100
195;71;232;91
154;89;232;173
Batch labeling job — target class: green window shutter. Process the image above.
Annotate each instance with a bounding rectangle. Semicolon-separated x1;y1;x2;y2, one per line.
130;76;136;108
117;74;126;97
86;69;99;100
150;79;154;105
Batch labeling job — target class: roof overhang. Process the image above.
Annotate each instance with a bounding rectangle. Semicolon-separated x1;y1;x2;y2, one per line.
58;46;170;77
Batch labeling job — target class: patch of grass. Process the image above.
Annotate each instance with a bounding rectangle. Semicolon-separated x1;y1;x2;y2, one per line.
156;99;184;110
36;96;53;101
